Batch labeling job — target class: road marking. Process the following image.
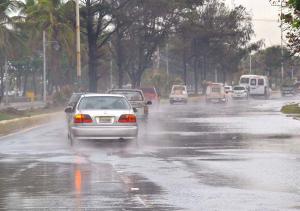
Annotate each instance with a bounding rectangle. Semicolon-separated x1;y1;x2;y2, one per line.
136;196;147;207
0;124;46;140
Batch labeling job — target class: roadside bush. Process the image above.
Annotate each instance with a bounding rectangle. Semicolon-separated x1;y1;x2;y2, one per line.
281;103;300;114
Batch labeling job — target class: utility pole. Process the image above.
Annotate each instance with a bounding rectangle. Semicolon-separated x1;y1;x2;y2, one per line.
166;43;169;85
43;31;47;103
270;0;285;81
75;0;81;87
280;0;284;81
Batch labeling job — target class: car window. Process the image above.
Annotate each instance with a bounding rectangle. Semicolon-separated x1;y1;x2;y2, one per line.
240;78;249;84
258;79;264;86
172;86;187;95
250;79;257;86
78;96;130;110
212;87;221;93
109;90;144;101
68;94;82;106
141;88;156;94
233;87;245;91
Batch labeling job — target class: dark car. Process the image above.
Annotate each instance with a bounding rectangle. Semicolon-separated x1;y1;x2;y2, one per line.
67;93;84;109
107;89;152;118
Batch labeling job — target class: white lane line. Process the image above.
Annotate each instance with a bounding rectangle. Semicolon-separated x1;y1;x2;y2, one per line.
136;196;147;207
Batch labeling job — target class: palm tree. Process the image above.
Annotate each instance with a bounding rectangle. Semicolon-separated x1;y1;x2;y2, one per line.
23;0;75;90
0;0;21;99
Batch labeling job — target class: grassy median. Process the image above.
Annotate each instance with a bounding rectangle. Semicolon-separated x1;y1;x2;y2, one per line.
281;103;300;114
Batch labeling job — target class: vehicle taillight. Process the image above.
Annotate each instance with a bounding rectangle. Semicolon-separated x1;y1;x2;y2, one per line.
118;114;136;123
74;114;93;123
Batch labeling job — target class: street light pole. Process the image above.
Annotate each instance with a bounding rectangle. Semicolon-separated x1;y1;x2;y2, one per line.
166;43;169;84
43;30;47;103
75;0;81;85
280;0;284;81
250;53;252;74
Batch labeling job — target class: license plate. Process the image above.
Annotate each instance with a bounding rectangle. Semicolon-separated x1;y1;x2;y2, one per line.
96;116;114;124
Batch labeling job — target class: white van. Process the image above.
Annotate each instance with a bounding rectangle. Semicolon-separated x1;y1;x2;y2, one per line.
239;75;271;98
169;85;188;104
206;83;226;103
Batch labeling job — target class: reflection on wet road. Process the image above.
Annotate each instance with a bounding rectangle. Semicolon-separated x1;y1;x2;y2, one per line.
0;98;300;210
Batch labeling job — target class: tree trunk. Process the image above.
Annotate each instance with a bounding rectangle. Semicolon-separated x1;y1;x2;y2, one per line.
88;44;98;92
115;27;124;89
194;58;198;94
86;0;99;92
183;50;187;85
0;66;4;103
32;71;37;95
22;72;28;97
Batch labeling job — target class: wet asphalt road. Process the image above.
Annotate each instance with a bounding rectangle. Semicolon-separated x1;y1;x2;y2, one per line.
0;98;300;210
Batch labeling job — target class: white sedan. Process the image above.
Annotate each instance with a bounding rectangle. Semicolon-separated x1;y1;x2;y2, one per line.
232;85;249;99
65;94;138;141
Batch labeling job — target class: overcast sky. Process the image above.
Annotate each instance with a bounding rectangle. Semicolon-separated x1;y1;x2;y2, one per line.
225;0;281;47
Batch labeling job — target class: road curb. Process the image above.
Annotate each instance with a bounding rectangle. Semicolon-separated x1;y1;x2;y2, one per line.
0;111;62;136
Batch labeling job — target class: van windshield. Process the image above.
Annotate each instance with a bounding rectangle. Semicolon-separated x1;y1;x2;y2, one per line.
240;78;249;84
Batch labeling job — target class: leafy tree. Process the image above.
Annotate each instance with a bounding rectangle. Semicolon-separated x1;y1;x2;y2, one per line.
24;0;75;91
80;0;131;92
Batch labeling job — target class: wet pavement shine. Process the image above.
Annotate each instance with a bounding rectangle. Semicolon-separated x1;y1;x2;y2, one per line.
0;98;300;210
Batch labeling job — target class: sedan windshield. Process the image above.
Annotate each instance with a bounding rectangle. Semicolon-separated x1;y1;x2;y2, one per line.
234;87;246;91
78;96;130;110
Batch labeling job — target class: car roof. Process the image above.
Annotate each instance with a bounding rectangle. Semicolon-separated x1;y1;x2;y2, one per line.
109;89;143;92
209;83;224;86
81;93;126;98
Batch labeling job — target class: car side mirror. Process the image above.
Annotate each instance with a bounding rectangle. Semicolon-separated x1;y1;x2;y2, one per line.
146;101;152;105
64;106;73;113
133;108;138;113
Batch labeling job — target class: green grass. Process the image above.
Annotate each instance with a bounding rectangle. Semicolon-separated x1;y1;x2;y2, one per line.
281;103;300;114
0;106;63;122
0;113;19;121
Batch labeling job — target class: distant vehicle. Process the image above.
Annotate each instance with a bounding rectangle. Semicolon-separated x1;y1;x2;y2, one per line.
67;93;84;109
281;85;295;96
169;85;188;104
141;87;160;105
206;83;226;103
107;89;151;118
232;85;248;100
224;85;233;94
64;94;138;141
294;81;300;94
239;75;271;98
